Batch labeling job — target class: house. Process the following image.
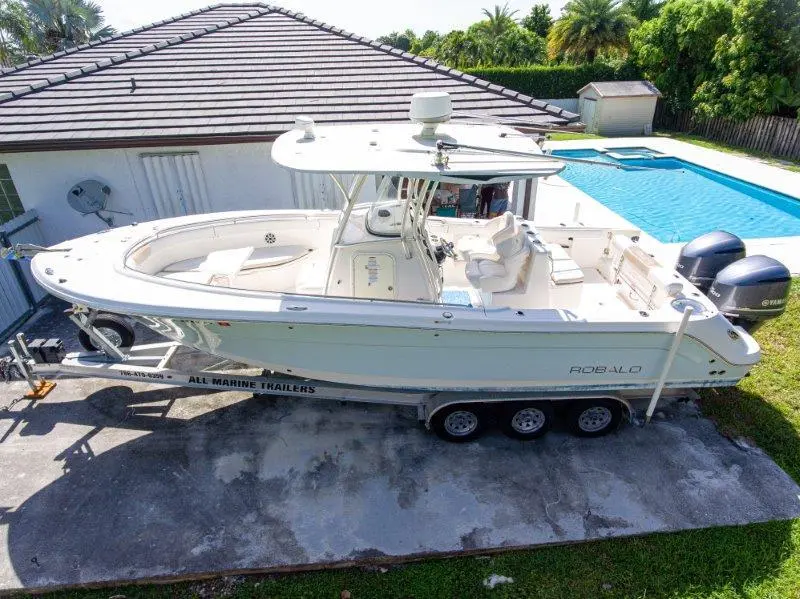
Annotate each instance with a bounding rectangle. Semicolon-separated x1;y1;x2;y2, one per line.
577;81;661;136
0;3;579;246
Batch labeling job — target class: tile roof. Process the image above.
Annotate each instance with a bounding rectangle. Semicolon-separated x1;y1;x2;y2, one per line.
0;3;580;152
578;81;661;98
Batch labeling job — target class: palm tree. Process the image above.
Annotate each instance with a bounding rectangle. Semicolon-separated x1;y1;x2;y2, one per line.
0;0;33;67
25;0;116;54
477;3;519;37
548;0;637;61
624;0;663;22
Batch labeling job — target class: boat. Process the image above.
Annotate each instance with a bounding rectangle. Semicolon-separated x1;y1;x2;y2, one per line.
29;92;791;394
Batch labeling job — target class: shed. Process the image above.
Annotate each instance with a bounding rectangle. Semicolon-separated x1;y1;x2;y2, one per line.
0;3;580;247
577;81;661;136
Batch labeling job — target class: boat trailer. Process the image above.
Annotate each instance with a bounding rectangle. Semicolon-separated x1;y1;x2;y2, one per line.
4;312;695;442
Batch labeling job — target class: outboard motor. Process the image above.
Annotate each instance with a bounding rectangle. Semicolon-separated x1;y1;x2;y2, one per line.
676;231;746;293
707;255;791;332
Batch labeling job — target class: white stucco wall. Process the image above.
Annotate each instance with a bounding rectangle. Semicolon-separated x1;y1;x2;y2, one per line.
0;141;297;245
592;96;659;136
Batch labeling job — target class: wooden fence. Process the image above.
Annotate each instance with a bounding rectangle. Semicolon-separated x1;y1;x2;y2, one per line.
654;103;800;160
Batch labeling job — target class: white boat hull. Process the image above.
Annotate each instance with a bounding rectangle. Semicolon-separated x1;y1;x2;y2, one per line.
140;316;749;391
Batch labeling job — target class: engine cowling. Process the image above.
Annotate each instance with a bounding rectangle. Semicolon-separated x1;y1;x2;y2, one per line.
676;231;746;293
707;255;791;332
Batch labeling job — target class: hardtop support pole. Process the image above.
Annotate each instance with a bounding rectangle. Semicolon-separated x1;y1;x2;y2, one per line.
331;174;367;245
645;306;693;423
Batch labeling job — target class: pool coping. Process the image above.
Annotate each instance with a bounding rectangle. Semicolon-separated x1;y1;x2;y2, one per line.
539;137;800;275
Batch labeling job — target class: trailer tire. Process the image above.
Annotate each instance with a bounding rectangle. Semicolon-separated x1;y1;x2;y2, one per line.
499;402;553;440
78;314;135;351
566;398;622;437
430;404;486;442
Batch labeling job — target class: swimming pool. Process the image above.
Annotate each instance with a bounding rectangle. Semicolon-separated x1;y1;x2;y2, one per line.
551;148;800;242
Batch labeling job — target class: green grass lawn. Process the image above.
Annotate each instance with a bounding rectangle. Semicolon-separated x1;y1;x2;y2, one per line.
43;281;800;598
655;132;800;173
547;130;800;174
547;131;606;141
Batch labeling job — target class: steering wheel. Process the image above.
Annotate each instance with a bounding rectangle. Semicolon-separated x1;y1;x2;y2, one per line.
433;238;455;264
442;240;456;258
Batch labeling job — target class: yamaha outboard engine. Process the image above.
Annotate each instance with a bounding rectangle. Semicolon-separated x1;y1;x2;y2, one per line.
676;231;746;293
708;255;791;332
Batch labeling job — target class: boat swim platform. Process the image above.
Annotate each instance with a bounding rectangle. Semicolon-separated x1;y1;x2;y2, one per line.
2;358;800;592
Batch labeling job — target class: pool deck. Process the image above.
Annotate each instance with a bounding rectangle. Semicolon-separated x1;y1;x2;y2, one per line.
539;137;800;274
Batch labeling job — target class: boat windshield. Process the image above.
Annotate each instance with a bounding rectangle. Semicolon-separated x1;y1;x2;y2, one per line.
365;176;439;237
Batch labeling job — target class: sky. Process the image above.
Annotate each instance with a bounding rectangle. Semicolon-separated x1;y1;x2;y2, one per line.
98;0;570;40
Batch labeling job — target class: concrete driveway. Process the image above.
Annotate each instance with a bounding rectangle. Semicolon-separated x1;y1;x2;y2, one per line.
1;306;799;592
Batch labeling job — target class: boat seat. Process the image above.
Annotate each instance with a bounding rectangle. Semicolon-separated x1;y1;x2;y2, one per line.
241;245;311;270
160;256;206;273
456;212;516;260
160;270;213;285
159;247;254;286
465;229;529;293
546;244;584;285
200;247;253;287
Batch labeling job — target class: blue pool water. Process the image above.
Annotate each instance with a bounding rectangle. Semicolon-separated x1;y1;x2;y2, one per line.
551;148;800;242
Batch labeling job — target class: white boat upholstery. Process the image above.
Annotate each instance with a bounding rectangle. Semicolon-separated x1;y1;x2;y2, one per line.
205;247;255;287
546;244;585;286
241;246;311;270
161;247;255;286
456;212;516;260
601;234;683;309
465;228;530;293
160;270;213;285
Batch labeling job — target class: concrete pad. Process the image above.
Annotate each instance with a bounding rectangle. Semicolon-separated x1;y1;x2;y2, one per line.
1;372;799;592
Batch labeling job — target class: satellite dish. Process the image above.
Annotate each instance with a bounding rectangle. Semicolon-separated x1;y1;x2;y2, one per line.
67;180;129;227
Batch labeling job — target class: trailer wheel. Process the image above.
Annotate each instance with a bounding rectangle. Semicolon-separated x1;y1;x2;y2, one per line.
566;398;622;437
500;402;553;440
430;404;486;442
78;314;135;351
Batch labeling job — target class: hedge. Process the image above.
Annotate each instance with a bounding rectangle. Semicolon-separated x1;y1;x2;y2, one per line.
464;62;643;99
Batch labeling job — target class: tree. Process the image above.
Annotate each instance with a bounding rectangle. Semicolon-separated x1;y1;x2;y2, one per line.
377;5;546;68
547;0;637;62
489;26;546;66
0;0;32;67
474;3;518;37
624;0;663;22
521;3;553;37
630;0;733;111
410;30;440;54
693;0;800;120
376;29;417;52
430;29;486;68
25;0;116;54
